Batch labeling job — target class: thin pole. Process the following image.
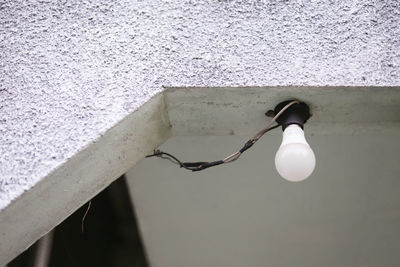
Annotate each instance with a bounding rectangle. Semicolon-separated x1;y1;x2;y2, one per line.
33;230;54;267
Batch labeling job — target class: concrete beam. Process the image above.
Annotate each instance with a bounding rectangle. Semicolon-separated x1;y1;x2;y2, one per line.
0;93;171;265
165;87;400;136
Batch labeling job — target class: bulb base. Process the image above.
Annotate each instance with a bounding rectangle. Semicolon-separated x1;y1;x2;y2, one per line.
274;100;311;130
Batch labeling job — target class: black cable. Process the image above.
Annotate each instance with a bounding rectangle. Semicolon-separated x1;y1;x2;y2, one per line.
145;124;280;172
145;100;298;172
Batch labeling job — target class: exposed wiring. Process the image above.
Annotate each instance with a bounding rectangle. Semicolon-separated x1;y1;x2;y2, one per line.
145;100;299;171
81;200;91;233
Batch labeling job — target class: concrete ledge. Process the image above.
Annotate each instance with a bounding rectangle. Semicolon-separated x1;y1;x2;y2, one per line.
166;87;400;136
0;93;171;265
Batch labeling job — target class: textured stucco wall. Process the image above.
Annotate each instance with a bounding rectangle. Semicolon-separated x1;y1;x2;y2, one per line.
1;0;399;210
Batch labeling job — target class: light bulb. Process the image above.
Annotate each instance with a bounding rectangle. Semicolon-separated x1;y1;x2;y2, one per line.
275;124;315;182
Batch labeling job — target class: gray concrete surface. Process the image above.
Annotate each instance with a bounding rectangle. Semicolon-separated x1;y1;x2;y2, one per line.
165;86;400;136
1;0;399;210
0;0;400;264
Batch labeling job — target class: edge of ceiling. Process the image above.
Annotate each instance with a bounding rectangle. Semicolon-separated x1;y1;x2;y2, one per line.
165;86;400;136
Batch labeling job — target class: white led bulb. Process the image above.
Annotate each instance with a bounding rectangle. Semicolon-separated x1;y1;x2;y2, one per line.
275;124;315;182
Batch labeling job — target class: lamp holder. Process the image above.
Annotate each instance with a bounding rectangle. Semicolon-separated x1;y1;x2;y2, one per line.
273;100;311;130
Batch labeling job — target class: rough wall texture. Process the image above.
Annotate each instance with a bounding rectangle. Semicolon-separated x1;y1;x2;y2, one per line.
0;0;399;210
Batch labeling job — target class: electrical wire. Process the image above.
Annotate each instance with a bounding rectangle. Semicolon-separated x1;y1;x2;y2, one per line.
145;100;299;171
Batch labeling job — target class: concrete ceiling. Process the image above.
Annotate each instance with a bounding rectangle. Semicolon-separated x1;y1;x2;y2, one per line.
2;0;399;212
2;0;399;264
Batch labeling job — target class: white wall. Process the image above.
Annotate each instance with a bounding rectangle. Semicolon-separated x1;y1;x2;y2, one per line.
126;134;400;267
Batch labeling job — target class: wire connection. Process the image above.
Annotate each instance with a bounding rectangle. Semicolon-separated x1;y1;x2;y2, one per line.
145;100;299;171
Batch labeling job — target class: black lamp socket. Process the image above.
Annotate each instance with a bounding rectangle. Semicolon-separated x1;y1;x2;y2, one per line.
274;100;311;130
